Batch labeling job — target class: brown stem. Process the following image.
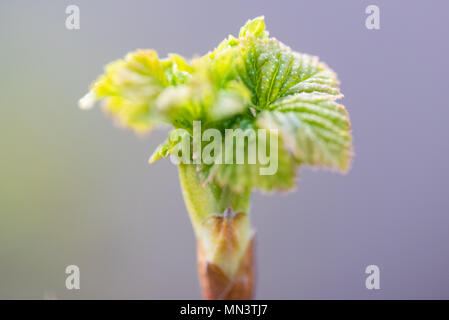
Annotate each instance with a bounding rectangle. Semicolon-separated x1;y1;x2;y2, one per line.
197;237;255;300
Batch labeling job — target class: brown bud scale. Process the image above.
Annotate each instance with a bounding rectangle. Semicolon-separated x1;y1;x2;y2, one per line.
197;237;255;300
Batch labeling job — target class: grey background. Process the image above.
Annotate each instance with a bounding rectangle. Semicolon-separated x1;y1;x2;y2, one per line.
1;0;448;299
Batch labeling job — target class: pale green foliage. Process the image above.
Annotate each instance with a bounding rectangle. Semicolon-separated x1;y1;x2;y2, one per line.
86;50;191;132
82;16;352;194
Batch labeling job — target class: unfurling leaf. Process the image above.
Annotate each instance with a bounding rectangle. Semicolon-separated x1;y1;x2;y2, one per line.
82;50;191;132
81;16;353;194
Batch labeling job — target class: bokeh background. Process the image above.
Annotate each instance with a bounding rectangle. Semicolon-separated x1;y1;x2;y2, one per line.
1;0;448;299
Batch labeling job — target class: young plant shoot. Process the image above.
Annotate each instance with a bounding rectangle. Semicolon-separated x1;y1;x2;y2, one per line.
80;17;353;299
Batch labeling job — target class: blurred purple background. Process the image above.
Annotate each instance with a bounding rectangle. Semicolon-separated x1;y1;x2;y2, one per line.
1;0;448;299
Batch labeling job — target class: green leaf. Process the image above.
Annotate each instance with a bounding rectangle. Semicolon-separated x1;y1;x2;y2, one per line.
192;19;352;190
238;16;269;40
149;132;183;164
161;53;193;85
237;37;342;109
81;50;192;133
154;57;251;131
196;119;297;194
198;140;297;193
257;96;352;171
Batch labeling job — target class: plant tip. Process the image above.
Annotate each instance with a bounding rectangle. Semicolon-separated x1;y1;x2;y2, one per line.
78;91;95;110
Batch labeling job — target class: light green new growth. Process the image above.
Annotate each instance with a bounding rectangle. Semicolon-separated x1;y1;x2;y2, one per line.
81;16;352;196
80;16;353;283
